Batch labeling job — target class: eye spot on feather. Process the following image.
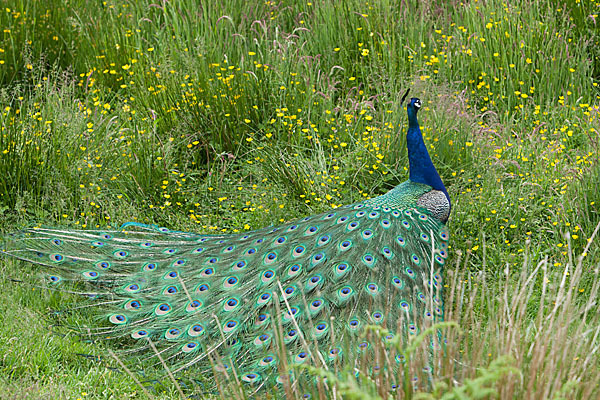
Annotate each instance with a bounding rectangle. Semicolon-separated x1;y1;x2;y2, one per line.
397;236;406;247
223;320;238;332
305;226;318;235
196;283;210;293
223;298;240;312
400;301;411;312
51;239;62;246
371;311;384;323
182;342;199;353
114;250;128;258
109;314;127;324
264;252;277;263
155;303;171;316
125;283;140;293
392;277;404;289
334;262;350;277
165;285;178;294
225;276;238;286
357;341;369;351
83;271;99;280
294;351;309;363
362;254;375;267
125;300;142;310
188;324;205;337
263;270;275;279
366;283;378;294
50;253;64;262
361;229;373;239
242;373;261;383
286;264;302;278
163;248;176;255
254;333;271;346
408;323;417;335
368;211;379;219
292;245;305;257
318;235;330;245
131;330;148;339
96;261;111;269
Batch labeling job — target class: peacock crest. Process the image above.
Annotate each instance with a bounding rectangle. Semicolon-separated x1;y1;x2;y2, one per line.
2;93;450;390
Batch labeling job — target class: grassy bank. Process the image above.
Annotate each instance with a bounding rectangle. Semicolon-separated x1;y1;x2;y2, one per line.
0;0;598;398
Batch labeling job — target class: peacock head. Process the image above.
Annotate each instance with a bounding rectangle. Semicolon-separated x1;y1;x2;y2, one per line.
407;98;421;113
406;97;422;127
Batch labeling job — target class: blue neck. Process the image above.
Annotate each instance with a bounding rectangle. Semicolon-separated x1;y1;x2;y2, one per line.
406;106;450;204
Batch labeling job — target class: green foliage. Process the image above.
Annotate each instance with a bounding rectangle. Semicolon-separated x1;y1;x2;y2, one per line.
0;0;599;398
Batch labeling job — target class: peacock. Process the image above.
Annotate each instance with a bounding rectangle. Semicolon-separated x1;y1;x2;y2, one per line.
2;94;450;391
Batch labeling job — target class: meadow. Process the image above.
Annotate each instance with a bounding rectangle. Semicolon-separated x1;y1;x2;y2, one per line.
0;0;599;398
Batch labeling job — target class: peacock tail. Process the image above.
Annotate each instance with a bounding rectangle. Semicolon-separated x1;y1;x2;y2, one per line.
1;96;451;389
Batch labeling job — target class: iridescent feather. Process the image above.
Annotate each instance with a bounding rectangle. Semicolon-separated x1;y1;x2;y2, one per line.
1;96;450;388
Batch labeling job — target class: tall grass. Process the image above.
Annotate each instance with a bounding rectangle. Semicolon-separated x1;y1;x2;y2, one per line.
0;0;598;397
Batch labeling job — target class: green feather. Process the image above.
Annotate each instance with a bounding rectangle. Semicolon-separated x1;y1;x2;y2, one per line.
1;96;451;391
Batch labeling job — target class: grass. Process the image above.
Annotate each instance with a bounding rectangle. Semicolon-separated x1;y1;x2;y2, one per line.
0;0;599;398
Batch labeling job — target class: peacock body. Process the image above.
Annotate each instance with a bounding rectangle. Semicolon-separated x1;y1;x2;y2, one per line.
2;97;450;389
